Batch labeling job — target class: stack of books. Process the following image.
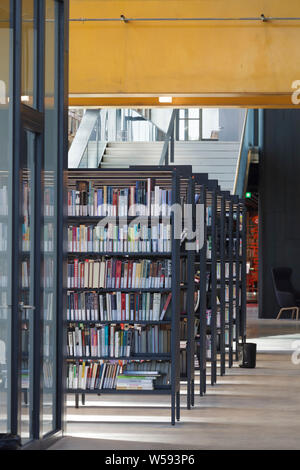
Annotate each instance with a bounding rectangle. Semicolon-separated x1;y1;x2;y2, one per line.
116;370;160;390
67;359;171;391
67;360;122;390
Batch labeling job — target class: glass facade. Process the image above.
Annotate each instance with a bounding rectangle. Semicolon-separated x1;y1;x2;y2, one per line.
178;108;220;140
42;0;57;436
0;0;68;447
19;129;36;442
22;0;35;108
0;0;12;436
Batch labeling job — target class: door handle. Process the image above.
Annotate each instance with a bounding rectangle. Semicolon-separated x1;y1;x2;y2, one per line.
19;302;36;310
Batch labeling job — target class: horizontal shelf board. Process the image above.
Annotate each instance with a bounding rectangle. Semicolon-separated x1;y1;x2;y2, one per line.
66;288;172;293
68;216;168;223
68;252;172;258
67;387;171;395
66;320;171;325
66;354;172;361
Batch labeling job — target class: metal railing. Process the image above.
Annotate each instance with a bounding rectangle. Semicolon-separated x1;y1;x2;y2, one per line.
69;109;108;168
159;110;177;166
233;109;256;197
69;15;300;23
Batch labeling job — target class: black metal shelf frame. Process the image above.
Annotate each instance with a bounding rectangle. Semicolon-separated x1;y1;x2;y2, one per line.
67;166;187;425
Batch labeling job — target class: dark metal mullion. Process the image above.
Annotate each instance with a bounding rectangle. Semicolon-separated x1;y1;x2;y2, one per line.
186;177;195;409
31;0;45;441
228;199;234;367
241;203;247;342
10;0;22;438
235;204;240;360
56;0;69;435
184;109;188;141
199;185;207;395
199;109;203;140
220;195;226;376
171;170;180;424
210;190;217;385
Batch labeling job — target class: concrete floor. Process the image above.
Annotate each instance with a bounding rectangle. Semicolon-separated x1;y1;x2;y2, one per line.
50;307;300;450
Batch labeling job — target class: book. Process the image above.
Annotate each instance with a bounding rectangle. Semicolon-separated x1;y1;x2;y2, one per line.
159;293;172;320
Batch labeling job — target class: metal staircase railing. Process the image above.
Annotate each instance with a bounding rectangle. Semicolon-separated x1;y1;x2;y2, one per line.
159;109;177;165
68;109;107;168
233;109;257;197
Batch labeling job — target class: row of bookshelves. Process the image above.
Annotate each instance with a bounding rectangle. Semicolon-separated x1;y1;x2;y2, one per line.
66;167;247;425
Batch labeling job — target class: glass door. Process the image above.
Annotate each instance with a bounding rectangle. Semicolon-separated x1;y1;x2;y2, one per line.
19;128;37;443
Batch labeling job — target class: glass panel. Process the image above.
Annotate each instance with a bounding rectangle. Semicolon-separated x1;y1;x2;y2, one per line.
42;0;57;436
188;120;200;141
20;130;36;443
179;119;186;141
22;0;35;108
188;108;200;119
0;0;12;435
202;108;220;139
179;109;185;119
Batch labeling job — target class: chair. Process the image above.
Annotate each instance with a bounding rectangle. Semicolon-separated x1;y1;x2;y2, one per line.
271;267;300;320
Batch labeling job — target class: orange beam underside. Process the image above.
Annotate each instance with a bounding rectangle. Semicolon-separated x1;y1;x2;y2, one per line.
68;94;299;108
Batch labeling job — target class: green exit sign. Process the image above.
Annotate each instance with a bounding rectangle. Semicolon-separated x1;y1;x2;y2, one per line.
245;192;252;198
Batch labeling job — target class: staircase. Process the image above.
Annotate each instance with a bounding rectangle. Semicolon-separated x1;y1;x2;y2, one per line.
99;141;240;193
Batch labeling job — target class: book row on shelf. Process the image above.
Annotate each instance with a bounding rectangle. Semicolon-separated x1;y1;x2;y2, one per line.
216;262;241;279
0;184;54;219
0;292;9;319
0;186;8;216
67;324;171;358
68;180;173;217
66;167;247;424
43;360;53;389
0;223;8;251
67;257;172;290
207;236;242;259
43;292;54;321
67;291;172;322
67;359;171;391
21;259;55;290
67;223;172;253
43;258;54;289
23;223;54;253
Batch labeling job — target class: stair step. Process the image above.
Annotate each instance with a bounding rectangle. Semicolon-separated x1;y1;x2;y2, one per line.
98;140;240;194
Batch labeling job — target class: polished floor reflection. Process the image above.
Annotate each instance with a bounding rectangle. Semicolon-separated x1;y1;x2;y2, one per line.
49;306;300;450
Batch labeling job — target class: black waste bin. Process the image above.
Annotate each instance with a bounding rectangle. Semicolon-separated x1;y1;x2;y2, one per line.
238;342;256;368
0;434;21;450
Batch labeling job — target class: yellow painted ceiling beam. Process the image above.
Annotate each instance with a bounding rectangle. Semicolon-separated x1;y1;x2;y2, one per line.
69;0;300;108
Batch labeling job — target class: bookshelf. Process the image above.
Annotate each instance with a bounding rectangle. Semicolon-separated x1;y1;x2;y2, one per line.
207;180;219;386
178;173;196;410
191;176;247;391
66;166;247;422
227;196;235;368
66;167;190;425
194;174;208;397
